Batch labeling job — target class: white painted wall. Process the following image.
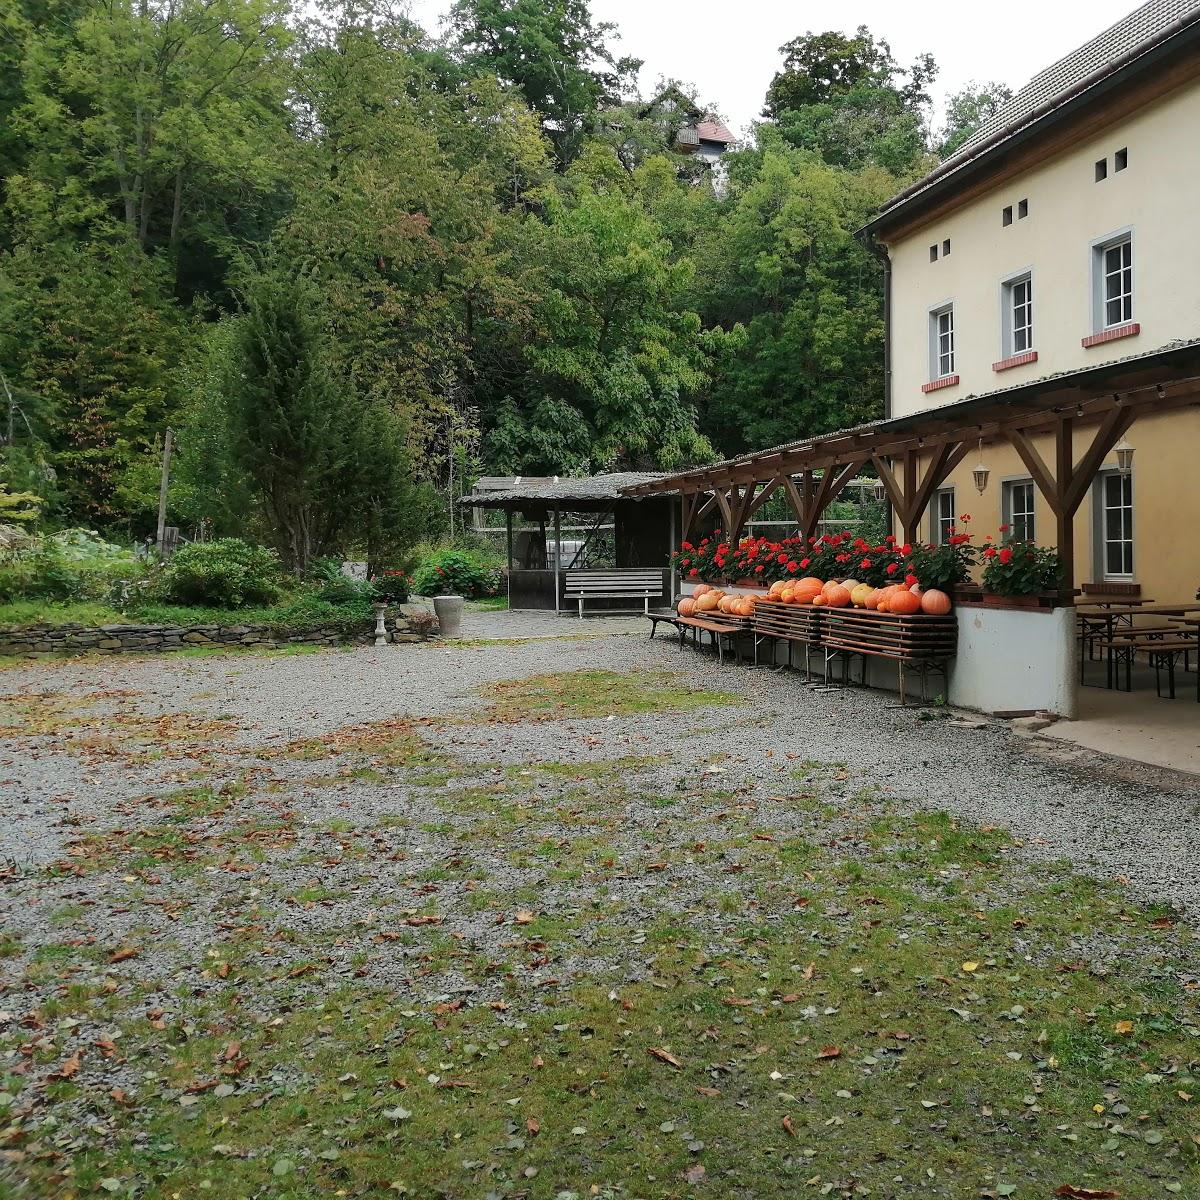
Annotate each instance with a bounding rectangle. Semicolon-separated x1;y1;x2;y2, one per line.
948;605;1078;717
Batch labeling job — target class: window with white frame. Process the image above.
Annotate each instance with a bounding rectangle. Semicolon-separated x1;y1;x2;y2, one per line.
932;487;956;545
1003;478;1036;542
929;304;955;379
1095;470;1133;579
1002;273;1033;357
1093;234;1133;329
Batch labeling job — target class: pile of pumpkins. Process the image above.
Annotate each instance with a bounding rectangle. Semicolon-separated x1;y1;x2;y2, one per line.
678;578;953;617
765;577;952;615
676;584;758;619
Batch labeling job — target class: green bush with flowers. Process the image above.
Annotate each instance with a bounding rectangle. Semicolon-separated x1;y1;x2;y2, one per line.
411;549;499;598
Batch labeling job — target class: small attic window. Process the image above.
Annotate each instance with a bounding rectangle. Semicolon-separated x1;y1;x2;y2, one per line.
1115;147;1128;171
942;238;951;257
930;244;939;262
1002;206;1013;226
1095;158;1108;181
1018;198;1029;219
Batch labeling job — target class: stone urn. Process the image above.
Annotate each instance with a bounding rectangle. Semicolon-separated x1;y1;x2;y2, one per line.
432;594;464;638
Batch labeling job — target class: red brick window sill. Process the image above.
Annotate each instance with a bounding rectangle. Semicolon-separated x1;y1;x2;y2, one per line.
921;374;960;394
1081;322;1139;348
992;350;1039;372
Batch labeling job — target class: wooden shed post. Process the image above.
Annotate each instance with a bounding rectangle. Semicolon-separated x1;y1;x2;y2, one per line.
668;497;677;599
553;505;562;615
505;509;513;608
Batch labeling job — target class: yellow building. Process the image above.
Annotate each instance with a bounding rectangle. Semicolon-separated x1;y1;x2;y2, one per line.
863;0;1200;601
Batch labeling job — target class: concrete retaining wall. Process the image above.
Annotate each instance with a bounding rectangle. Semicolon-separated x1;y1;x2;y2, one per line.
948;604;1077;718
0;613;436;657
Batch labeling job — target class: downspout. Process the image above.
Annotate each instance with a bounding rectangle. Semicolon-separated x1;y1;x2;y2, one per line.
864;236;893;420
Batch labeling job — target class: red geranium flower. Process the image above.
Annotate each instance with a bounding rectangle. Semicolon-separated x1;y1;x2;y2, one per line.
799;557;811;568
786;561;798;573
886;563;899;575
999;547;1013;564
905;573;918;587
860;558;871;569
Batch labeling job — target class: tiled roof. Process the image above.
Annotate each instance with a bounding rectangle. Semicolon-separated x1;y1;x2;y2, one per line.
870;0;1200;229
696;117;734;144
956;0;1200;156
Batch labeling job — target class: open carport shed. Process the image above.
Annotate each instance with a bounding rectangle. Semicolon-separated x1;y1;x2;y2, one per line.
466;473;674;612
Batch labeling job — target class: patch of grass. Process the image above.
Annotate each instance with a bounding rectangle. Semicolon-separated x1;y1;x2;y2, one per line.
477;668;738;721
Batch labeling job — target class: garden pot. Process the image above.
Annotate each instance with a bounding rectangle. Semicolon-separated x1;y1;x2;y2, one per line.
432;594;464;637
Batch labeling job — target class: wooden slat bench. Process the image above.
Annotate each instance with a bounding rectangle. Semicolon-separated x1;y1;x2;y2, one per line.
1094;634;1197;696
751;600;825;674
563;569;664;617
820;608;958;705
676;614;750;663
645;610;685;640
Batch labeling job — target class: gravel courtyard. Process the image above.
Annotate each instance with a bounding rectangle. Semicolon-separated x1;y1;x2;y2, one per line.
2;619;1198;1198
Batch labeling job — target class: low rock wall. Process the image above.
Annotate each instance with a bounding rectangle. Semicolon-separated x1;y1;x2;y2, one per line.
0;614;434;656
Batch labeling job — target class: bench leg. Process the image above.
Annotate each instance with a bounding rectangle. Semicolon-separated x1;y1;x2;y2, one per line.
578;598;583;619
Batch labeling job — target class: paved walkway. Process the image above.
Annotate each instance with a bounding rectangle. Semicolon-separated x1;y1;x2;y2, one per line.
453;605;649;641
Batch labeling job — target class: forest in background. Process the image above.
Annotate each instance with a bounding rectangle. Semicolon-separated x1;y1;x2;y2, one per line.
0;0;1009;567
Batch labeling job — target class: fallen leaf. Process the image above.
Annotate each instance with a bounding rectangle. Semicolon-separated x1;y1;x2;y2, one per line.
782;1115;796;1137
695;1086;721;1097
48;1052;82;1081
683;1163;705;1184
816;1045;841;1060
514;910;535;925
1113;1019;1134;1035
961;961;979;973
526;1117;540;1136
1053;1187;1119;1199
108;947;139;963
648;1046;682;1069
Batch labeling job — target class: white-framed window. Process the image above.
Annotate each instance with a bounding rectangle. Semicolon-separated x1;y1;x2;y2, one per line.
1002;273;1033;357
931;487;956;545
1094;469;1134;580
1092;232;1133;329
1003;478;1036;542
929;304;955;379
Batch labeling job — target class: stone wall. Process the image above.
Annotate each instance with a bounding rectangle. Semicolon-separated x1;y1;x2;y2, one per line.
0;613;435;657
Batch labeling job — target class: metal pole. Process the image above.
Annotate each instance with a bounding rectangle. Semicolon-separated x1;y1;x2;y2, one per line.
155;428;173;554
553;506;561;615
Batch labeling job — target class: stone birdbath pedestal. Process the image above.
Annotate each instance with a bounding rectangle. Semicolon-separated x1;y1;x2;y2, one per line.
372;601;389;646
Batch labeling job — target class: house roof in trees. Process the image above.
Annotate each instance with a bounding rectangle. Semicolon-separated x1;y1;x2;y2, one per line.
695;117;734;144
864;0;1200;236
467;472;667;509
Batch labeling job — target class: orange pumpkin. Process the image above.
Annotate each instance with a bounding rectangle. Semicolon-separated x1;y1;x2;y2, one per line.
739;597;756;617
692;583;712;598
695;591;720;612
811;593;828;606
792;579;824;604
862;588;881;610
677;597;696;617
798;577;825;590
823;583;851;608
768;580;787;598
887;588;921;615
921;588;952;616
849;583;873;608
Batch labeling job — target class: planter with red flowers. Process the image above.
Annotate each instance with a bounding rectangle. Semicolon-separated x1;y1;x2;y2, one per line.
978;541;1066;610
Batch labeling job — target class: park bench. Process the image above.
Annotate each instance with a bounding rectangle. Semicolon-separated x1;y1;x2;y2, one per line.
675;613;749;663
645;610;685;640
563;569;663;617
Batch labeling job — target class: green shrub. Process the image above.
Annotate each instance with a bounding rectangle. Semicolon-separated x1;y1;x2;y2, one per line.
158;538;282;608
410;549;499;598
0;530;141;604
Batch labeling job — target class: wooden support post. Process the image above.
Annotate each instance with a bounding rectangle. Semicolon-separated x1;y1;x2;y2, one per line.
505;509;513;608
902;450;919;544
1055;418;1075;595
681;491;697;544
553;506;561;615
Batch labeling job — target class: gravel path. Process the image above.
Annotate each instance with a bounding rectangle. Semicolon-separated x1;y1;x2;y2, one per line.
1;616;1197;917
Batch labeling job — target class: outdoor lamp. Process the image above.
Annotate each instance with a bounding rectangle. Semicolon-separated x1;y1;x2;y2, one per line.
1115;437;1134;473
972;439;990;494
872;477;886;502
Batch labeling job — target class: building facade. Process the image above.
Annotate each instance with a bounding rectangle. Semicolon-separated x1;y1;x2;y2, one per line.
869;0;1200;600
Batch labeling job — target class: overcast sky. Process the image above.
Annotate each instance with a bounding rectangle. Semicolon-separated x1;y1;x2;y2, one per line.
405;0;1141;136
